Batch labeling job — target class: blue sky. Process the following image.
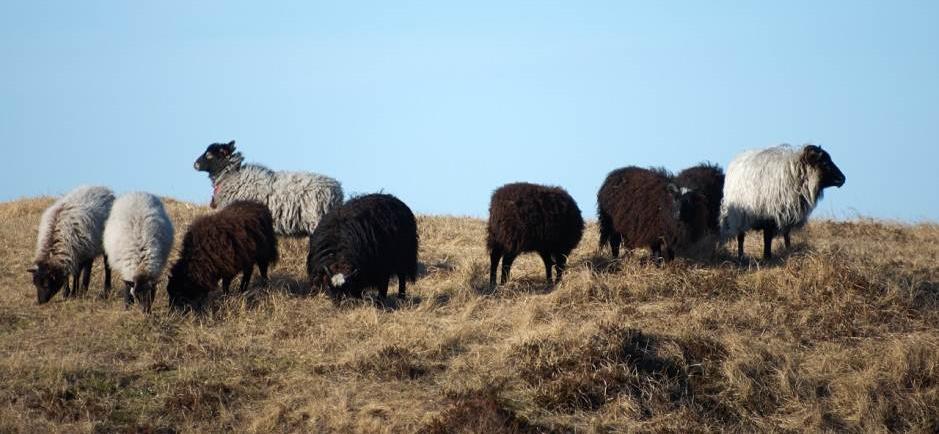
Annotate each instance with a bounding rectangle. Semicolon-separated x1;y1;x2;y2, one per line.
2;1;937;221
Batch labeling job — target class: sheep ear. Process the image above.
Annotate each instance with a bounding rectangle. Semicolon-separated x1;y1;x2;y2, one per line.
26;266;37;274
227;140;236;150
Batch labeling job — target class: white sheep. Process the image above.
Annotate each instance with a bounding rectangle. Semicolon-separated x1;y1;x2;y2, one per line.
103;192;174;313
193;141;343;236
719;144;846;260
28;185;115;303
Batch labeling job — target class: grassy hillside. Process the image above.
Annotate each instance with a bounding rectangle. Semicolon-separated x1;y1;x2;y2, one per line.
1;197;938;433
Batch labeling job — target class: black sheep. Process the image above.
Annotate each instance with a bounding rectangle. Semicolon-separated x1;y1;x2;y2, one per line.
307;193;418;301
166;201;278;310
597;167;709;262
675;163;725;235
487;182;584;288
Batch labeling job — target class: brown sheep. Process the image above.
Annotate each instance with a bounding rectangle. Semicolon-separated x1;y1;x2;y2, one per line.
166;201;278;310
487;183;584;288
597;167;709;262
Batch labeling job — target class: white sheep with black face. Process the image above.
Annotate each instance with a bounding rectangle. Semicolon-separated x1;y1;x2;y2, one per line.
193;140;343;237
28;185;115;304
719;144;846;260
103;192;174;313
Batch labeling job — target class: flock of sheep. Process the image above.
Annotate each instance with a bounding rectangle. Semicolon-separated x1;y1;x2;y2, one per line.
26;141;845;312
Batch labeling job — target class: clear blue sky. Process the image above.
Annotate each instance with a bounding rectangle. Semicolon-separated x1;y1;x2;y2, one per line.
2;1;937;221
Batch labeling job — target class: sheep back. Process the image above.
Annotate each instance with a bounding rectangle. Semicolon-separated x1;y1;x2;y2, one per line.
486;182;584;257
210;156;344;237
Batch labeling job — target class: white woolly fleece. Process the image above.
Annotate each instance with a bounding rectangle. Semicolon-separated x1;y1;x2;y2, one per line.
213;162;344;236
34;186;115;273
103;192;174;283
719;145;823;239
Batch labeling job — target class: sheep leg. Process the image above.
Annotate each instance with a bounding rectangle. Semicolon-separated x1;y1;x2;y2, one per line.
379;276;390;299
783;230;791;249
736;233;746;261
103;254;112;291
609;233;622;259
80;260;93;294
221;277;232;293
258;262;269;283
71;271;81;298
554;254;568;283
239;267;253;292
397;274;407;297
500;253;517;285
762;227;776;260
123;282;133;309
489;247;503;288
539;252;554;285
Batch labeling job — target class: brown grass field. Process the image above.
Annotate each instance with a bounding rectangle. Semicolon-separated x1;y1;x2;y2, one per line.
0;197;937;433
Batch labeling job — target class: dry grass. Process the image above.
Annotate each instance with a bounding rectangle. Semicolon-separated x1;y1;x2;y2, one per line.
1;197;938;433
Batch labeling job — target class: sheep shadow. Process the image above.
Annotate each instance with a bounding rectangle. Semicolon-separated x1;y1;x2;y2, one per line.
720;241;813;270
330;290;422;312
255;273;316;297
470;276;556;298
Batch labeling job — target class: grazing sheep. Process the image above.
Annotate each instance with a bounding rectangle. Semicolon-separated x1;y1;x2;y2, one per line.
103;192;174;313
597;167;709;262
487;183;584;288
166;201;278;310
307;194;418;301
720;144;846;260
676;163;725;235
193;140;343;236
28;186;114;304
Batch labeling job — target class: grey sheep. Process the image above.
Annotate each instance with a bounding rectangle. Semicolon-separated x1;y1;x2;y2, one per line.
720;144;846;260
103;192;175;313
28;185;115;303
194;140;343;236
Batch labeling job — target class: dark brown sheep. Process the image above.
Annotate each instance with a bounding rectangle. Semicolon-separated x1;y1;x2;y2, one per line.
487;183;584;288
597;167;709;262
675;163;724;235
307;193;419;302
166;201;278;310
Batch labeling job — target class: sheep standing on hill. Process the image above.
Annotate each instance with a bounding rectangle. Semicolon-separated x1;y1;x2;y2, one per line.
487;183;584;288
720;144;846;260
193;140;343;236
307;194;418;301
597;167;709;262
166;201;278;310
103;192;174;313
28;186;115;304
676;163;725;235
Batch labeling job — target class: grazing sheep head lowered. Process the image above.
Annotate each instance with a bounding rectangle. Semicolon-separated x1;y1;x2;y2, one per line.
193;140;236;173
802;145;846;189
27;262;66;304
127;277;157;314
310;254;356;298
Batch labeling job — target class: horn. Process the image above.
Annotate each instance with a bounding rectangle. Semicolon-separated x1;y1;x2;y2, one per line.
26;266;37;273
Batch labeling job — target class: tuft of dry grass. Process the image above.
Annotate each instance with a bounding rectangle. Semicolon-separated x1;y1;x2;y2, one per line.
1;197;938;433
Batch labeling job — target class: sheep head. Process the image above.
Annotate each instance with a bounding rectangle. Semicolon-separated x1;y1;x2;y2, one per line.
194;140;237;173
28;262;66;304
801;145;846;189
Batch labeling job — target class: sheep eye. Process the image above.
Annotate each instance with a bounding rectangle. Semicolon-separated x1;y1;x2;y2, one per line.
206;154;214;160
